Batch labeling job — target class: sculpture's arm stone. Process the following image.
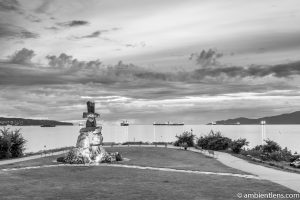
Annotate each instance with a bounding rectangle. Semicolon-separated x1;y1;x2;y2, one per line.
80;126;101;133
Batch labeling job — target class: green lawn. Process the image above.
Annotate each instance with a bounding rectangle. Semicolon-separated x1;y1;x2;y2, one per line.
0;147;297;200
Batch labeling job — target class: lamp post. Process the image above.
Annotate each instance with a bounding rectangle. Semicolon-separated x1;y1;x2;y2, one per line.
127;125;129;142
153;123;156;144
261;120;266;145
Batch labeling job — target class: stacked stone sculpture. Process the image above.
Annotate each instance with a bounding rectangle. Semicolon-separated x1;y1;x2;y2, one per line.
58;101;122;164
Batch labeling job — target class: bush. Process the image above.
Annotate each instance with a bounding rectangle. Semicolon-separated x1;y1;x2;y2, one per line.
262;139;281;153
243;139;294;162
241;149;262;158
122;141;145;145
0;127;26;159
268;151;284;162
231;138;249;154
197;130;232;150
174;131;195;147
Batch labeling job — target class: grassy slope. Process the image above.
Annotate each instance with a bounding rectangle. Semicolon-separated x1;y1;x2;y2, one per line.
110;147;247;174
0;147;245;174
0;147;297;200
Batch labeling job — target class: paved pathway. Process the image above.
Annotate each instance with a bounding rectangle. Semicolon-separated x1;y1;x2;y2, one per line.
0;151;67;166
189;148;300;193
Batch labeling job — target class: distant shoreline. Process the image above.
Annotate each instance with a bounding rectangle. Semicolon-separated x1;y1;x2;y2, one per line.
0;117;73;126
208;111;300;125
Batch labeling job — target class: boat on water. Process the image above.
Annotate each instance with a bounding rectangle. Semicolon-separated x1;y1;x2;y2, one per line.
121;121;129;126
153;121;184;126
40;124;56;127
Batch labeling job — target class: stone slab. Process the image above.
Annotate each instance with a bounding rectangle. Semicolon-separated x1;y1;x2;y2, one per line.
82;112;100;118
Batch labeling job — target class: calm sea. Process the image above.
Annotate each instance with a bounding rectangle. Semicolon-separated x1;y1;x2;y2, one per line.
4;125;300;153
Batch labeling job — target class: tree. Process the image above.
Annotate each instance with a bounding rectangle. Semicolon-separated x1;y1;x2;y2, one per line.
230;138;249;153
174;131;195;147
262;139;281;153
0;128;26;159
197;130;232;150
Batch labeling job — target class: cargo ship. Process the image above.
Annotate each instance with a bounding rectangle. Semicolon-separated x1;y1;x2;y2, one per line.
40;124;56;127
121;120;129;126
153;121;184;126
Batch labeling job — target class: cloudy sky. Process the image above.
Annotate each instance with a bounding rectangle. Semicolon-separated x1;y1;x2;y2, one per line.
1;0;300;124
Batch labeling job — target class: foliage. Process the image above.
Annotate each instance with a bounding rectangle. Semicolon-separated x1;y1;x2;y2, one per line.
230;138;249;154
242;139;294;162
174;131;195;147
64;148;85;164
0;127;26;159
122;141;144;145
262;139;281;153
197;130;232;150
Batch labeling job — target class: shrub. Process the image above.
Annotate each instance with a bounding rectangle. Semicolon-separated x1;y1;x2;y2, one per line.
240;149;262;158
64;148;84;164
280;147;295;162
174;131;195;147
243;139;294;162
0;127;26;159
262;139;281;153
231;138;249;154
268;151;284;162
197;130;232;150
291;154;300;162
122;141;145;145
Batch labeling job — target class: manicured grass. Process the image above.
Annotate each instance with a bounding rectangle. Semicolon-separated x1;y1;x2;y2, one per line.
0;147;297;200
0;147;244;174
108;147;247;174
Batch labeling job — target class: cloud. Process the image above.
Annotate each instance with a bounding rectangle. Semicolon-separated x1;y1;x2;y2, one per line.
1;49;300;123
45;26;59;31
34;0;52;13
9;48;35;64
56;20;89;28
82;31;101;38
189;49;223;68
1;49;300;96
0;0;20;12
74;28;121;39
192;61;300;79
46;53;101;70
124;42;146;48
25;14;41;23
0;23;39;39
0;0;41;23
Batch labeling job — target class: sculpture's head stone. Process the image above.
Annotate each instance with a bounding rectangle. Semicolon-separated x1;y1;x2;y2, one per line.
87;117;95;122
86;116;96;127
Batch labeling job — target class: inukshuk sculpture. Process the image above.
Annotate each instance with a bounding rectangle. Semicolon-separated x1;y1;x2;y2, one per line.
58;101;122;164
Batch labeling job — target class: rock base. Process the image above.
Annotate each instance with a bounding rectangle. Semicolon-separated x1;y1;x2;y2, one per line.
57;147;122;164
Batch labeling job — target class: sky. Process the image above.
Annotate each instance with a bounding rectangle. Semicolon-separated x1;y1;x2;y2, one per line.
1;0;300;124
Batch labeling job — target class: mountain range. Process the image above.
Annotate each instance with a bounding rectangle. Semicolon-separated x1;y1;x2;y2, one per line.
208;111;300;125
0;117;73;126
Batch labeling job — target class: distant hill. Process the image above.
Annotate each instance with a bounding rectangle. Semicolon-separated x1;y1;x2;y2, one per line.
209;111;300;125
0;117;73;126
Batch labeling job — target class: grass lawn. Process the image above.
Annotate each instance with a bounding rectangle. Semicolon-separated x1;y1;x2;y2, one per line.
0;147;298;200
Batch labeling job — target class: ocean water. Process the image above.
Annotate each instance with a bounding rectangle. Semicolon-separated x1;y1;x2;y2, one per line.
4;125;300;153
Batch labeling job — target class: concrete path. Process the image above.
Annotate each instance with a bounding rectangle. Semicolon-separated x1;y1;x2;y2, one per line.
189;148;300;193
0;151;67;166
